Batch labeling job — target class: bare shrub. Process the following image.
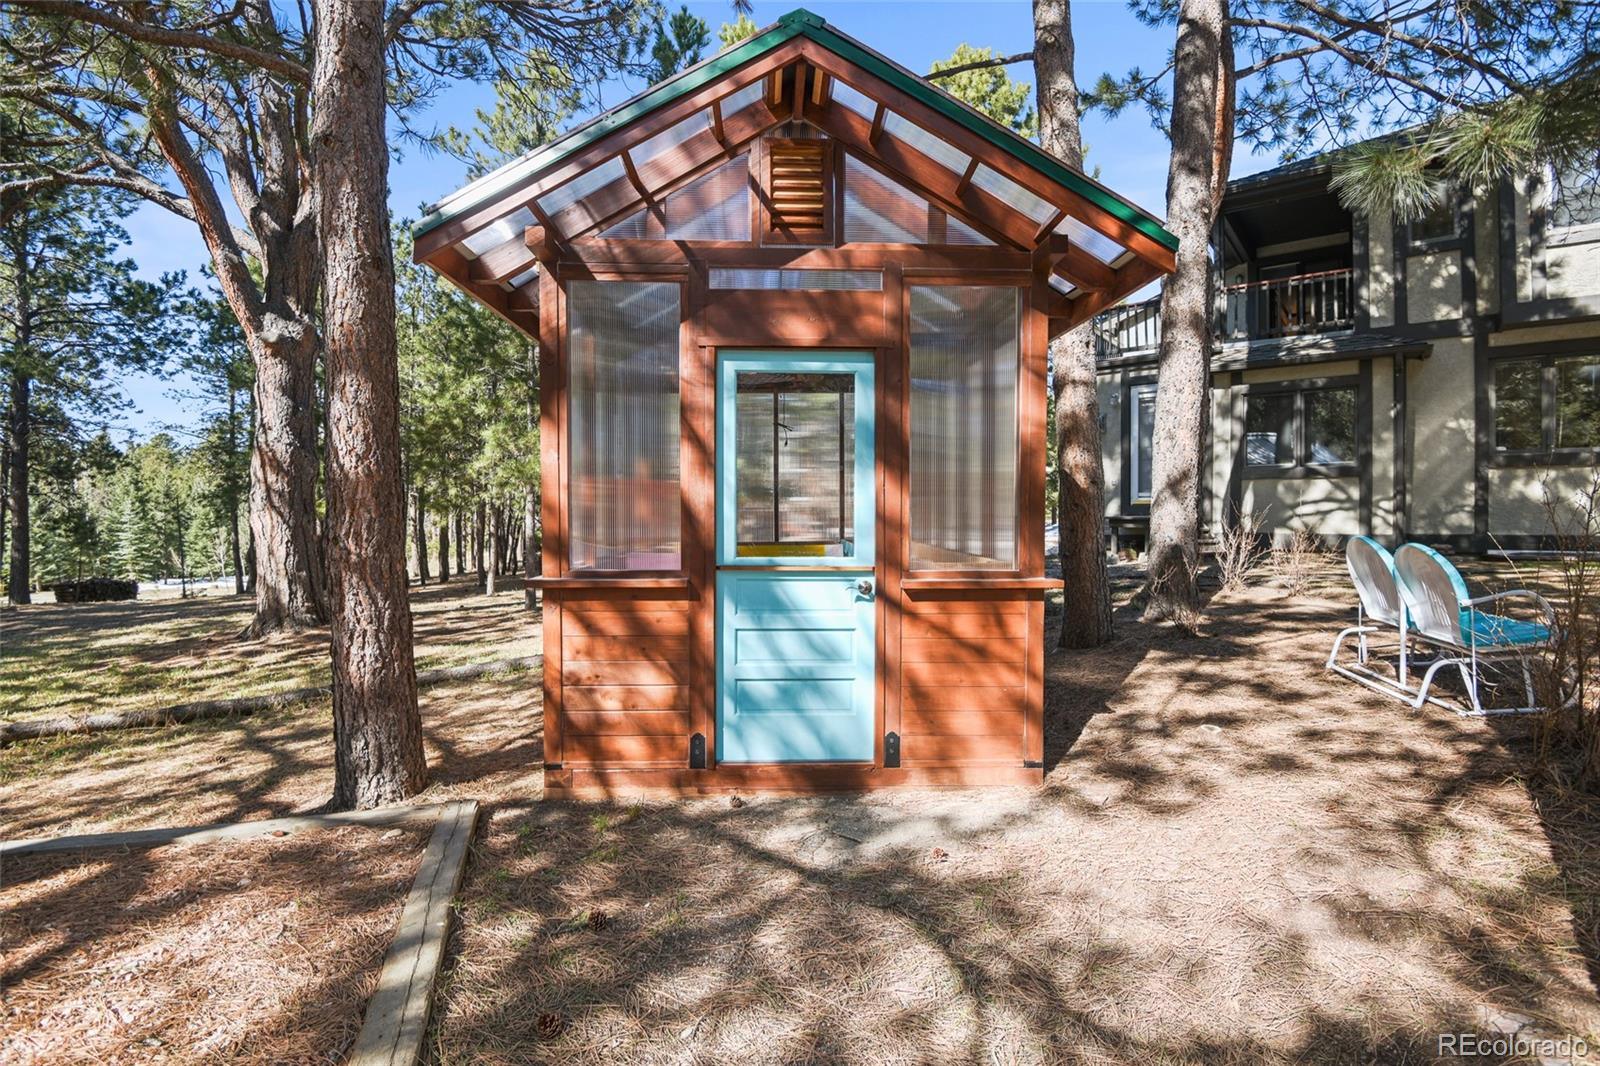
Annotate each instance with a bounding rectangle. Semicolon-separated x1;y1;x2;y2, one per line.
1213;507;1269;593
1530;474;1600;788
1271;528;1329;598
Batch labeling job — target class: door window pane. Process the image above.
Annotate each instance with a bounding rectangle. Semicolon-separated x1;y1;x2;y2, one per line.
1494;359;1542;451
1245;393;1295;466
567;281;681;569
1555;355;1600;449
1305;388;1356;464
734;373;855;556
909;286;1019;569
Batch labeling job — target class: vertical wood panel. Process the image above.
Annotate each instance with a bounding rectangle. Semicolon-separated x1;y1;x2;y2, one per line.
540;265;564;766
686;267;716;768
880;261;906;757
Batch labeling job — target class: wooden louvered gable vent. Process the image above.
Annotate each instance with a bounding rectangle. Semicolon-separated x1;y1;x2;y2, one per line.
763;138;832;243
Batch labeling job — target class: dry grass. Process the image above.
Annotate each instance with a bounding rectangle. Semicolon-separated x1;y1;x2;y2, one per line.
4;579;1600;1063
0;577;534;724
1;823;429;1065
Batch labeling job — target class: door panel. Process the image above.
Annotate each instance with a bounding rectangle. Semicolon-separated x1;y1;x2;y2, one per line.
715;351;876;764
718;571;874;762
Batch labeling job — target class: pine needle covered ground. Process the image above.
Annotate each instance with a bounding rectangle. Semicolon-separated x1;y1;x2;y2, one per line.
2;572;1598;1063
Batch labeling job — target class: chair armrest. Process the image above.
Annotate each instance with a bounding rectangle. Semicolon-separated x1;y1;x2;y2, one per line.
1465;589;1558;629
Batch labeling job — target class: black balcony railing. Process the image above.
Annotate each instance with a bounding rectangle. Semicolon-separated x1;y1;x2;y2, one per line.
1093;267;1356;358
1224;268;1354;340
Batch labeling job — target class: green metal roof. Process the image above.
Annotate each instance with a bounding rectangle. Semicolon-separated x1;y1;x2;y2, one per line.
415;8;1177;253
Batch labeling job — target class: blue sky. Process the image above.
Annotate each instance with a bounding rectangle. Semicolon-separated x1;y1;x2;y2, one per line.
116;0;1285;438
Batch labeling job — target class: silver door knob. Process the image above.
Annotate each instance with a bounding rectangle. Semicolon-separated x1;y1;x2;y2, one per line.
855;579;874;597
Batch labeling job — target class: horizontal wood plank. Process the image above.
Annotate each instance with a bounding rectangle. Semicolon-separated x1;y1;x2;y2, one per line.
560;590;691;610
901;611;1028;640
901;659;1025;689
563;733;685;765
903;733;1022;763
900;684;1024;711
901;637;1025;666
901;707;1023;736
563;684;686;711
565;709;692;736
901;595;1033;613
564;660;687;687
565;637;690;663
564;610;689;639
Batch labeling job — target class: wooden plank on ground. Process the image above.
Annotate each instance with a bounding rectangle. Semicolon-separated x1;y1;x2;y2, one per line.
347;799;480;1066
0;803;445;857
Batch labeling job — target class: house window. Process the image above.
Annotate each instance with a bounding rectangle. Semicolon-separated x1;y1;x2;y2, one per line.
566;281;682;570
1407;194;1459;246
1128;384;1156;504
1494;353;1600;454
908;285;1020;569
1244;385;1358;472
1550;165;1600;232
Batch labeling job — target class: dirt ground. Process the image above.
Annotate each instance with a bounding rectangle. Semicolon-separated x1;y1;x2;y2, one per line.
2;576;1598;1063
1;823;428;1065
0;577;534;724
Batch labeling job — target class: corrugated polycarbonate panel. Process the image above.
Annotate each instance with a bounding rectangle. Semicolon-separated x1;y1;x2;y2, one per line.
566;281;682;571
942;213;994;247
881;111;970;175
843;155;927;244
1047;273;1077;296
459;206;535;259
600;155;751;240
908;285;1019;570
632;110;712;170
1056;214;1127;264
709;268;883;291
537;156;626;218
829;80;877;121
720;80;765;116
971;163;1056;223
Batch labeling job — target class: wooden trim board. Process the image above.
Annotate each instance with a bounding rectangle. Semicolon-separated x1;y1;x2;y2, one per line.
348;799;480;1066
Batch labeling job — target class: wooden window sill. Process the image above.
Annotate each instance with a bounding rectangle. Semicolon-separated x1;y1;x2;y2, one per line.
524;575;691;590
900;577;1062;591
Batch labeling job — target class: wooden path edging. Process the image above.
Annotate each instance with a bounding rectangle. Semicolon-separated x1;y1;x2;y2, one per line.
0;655;540;744
0;802;446;857
347;799;479;1066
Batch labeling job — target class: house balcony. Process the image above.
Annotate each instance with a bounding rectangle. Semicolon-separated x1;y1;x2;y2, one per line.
1094;266;1356;360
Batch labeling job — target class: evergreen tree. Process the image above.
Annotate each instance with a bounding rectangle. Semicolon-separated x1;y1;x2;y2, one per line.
1;106;179;603
930;45;1039;139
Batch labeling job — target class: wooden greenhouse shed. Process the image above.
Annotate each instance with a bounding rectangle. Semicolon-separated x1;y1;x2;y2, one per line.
414;9;1177;794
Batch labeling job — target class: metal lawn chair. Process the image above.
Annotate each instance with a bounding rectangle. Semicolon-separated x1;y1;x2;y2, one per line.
1392;543;1557;716
1326;535;1414;699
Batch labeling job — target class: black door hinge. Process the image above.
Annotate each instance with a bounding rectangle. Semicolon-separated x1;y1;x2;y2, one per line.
884;731;900;768
543;762;563;771
689;733;707;769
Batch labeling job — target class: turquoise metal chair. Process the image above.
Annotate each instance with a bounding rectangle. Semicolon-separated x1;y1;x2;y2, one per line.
1326;536;1414;699
1392;543;1556;716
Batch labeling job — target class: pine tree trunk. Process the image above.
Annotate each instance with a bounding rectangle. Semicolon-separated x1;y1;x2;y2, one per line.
413;487;429;585
1034;0;1112;647
1143;0;1227;626
486;503;502;595
246;327;328;634
6;370;30;606
454;510;465;573
438;518;450;581
474;501;486;591
227;389;246;595
313;0;425;810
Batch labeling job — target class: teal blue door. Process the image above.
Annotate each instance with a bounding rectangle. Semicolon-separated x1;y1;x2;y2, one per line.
716;352;875;763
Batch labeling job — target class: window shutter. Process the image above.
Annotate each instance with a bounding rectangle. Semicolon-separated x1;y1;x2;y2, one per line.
764;139;831;242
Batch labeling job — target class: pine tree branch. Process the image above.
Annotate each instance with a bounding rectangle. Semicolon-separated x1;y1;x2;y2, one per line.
1227;17;1456;105
16;1;310;85
927;51;1035;81
1285;0;1530;93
